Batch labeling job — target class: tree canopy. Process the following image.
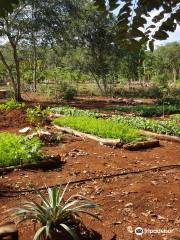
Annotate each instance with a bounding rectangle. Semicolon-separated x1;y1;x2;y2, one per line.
95;0;180;51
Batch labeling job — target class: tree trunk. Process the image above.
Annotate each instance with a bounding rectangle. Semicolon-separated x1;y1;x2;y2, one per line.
172;68;177;85
11;42;22;102
32;37;37;92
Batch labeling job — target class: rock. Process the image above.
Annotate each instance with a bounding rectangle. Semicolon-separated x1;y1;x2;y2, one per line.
157;215;166;220
151;181;158;186
125;203;133;208
19;127;31;133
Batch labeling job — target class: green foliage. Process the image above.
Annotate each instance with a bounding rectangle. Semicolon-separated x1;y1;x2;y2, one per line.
51;106;99;117
10;184;100;240
95;0;180;51
107;104;180;117
0;133;42;167
53;116;144;143
58;83;77;100
0;98;25;111
170;114;180;121
112;115;180;136
26;106;50;127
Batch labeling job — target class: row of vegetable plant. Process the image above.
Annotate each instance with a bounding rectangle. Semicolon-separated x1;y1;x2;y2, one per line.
51;106;99;117
111;115;180;136
106;104;180;117
53;116;145;143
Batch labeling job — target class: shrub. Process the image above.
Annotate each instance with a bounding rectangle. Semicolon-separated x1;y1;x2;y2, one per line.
53;116;145;143
0;133;42;167
27;106;50;127
56;82;77;100
0;98;25;111
9;184;100;240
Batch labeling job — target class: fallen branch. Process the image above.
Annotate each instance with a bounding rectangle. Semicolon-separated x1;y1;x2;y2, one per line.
123;140;160;150
143;131;180;143
0;157;62;174
54;125;160;149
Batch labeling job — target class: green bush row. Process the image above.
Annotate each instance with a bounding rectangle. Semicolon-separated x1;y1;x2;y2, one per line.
51;106;99;117
112;115;180;136
0;133;42;167
107;104;180;117
53;116;145;143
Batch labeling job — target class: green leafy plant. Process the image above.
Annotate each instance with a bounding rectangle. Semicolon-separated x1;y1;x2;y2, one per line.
56;82;77;100
107;104;179;117
53;116;145;143
112;115;180;136
50;106;99;117
0;133;42;167
9;184;100;240
0;98;25;111
27;106;50;127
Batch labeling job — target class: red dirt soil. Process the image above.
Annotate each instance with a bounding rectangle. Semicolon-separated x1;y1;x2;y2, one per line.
0;108;180;240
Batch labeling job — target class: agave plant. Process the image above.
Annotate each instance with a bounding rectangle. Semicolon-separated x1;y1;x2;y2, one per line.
9;184;100;240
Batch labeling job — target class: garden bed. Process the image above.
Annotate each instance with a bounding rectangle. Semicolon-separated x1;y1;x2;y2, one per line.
53;116;146;143
106;104;180;117
54;125;160;150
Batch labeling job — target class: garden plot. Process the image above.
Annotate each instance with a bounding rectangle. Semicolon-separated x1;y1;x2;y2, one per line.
0;102;180;240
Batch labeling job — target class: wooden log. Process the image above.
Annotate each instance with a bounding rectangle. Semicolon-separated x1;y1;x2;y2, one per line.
143;131;180;143
54;125;159;150
123;140;160;150
0;222;18;240
53;125;121;147
0;157;62;174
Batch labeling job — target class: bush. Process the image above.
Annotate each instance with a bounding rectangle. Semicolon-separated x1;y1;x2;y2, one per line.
53;116;145;143
0;133;42;167
26;106;50;127
56;82;77;100
0;98;25;111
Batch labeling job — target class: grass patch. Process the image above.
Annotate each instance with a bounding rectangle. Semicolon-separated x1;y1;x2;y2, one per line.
107;104;179;117
112;115;180;136
53;116;145;143
0;98;25;111
0;133;42;167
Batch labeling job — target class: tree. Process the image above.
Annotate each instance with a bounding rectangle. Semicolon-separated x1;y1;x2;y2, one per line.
0;3;29;101
94;0;180;51
79;3;123;96
0;0;83;101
